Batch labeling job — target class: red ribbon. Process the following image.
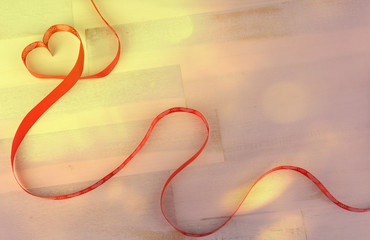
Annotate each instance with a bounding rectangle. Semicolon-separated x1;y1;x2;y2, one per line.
12;0;369;237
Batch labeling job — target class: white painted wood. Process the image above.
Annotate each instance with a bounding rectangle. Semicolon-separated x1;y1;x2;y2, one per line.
0;0;369;239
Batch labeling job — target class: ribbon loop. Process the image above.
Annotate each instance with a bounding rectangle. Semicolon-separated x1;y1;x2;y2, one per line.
12;0;369;237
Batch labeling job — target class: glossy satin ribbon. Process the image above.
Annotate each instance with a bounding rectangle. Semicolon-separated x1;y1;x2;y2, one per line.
12;0;369;237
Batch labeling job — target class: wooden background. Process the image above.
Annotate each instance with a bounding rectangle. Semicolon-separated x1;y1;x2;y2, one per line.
1;0;370;239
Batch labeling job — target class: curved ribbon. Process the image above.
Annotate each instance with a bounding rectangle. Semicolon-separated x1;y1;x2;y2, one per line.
12;0;369;237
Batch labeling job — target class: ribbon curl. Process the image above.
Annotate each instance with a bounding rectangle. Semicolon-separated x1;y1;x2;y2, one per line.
12;0;369;237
